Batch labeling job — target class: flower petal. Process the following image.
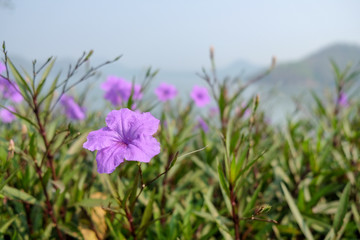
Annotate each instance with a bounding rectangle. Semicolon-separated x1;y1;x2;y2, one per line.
96;143;126;174
83;127;120;151
125;135;160;163
106;109;160;139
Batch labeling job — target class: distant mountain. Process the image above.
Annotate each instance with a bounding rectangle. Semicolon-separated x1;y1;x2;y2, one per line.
259;43;360;93
253;43;360;124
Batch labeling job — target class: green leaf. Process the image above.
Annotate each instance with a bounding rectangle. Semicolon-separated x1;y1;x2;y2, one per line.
0;185;40;205
129;170;139;211
0;170;18;191
137;190;155;239
203;187;233;240
178;146;207;160
243;182;263;217
0;215;19;233
169;151;179;169
7;58;32;100
0;104;38;129
311;90;326;117
333;183;351;232
36;58;55;95
217;161;230;197
38;72;60;109
73;198;117;208
281;182;314;240
29;133;37;159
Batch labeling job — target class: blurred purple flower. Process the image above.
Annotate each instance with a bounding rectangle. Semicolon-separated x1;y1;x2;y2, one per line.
197;117;209;133
0;62;5;73
0;63;23;103
209;106;219;117
0;106;16;123
83;108;160;174
338;92;349;107
60;95;86;120
191;86;210;107
236;103;251;118
101;76;142;106
155;82;178;102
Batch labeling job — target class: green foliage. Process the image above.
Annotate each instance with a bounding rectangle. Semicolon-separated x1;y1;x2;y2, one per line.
0;45;360;240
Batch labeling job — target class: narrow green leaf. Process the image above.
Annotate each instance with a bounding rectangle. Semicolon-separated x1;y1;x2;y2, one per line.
351;203;360;234
0;104;38;129
7;58;32;100
311;90;326;117
169;151;179;169
333;183;351;232
217;162;230;197
29;133;37;159
178;145;207;160
0;215;19;233
1;185;40;205
38;72;61;109
0;169;18;191
281;182;314;240
129;171;139;211
36;58;56;95
73;198;117;208
137;190;155;239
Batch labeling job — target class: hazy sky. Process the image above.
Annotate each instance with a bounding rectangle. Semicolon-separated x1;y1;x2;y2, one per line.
1;0;360;71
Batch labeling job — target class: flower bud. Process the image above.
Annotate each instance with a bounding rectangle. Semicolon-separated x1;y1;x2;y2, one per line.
8;139;15;159
210;46;215;59
271;56;276;69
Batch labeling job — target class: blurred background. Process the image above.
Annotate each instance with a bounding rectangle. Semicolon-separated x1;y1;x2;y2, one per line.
1;0;360;123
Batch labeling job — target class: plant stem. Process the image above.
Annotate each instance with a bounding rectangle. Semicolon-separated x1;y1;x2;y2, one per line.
34;164;64;240
160;152;174;224
33;95;57;181
125;206;137;240
230;183;240;240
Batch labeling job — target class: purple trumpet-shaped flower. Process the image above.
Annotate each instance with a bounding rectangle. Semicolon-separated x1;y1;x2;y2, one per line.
0;63;23;103
101;76;142;106
0;106;16;123
191;85;210;107
155;82;178;102
60;94;86;120
338;92;349;107
197;117;209;133
83;108;160;174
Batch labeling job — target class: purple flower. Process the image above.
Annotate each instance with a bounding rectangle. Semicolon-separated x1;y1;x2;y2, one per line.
209;106;219;117
101;76;142;106
0;106;16;123
60;94;86;120
338;92;349;107
197;117;209;133
83;108;160;174
0;63;23;103
155;82;178;102
191;86;210;107
0;62;5;73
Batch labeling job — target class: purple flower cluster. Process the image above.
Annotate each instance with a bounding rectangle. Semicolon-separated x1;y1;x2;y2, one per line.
191;86;210;107
101;76;142;106
60;94;86;120
155;83;178;102
83;108;160;174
